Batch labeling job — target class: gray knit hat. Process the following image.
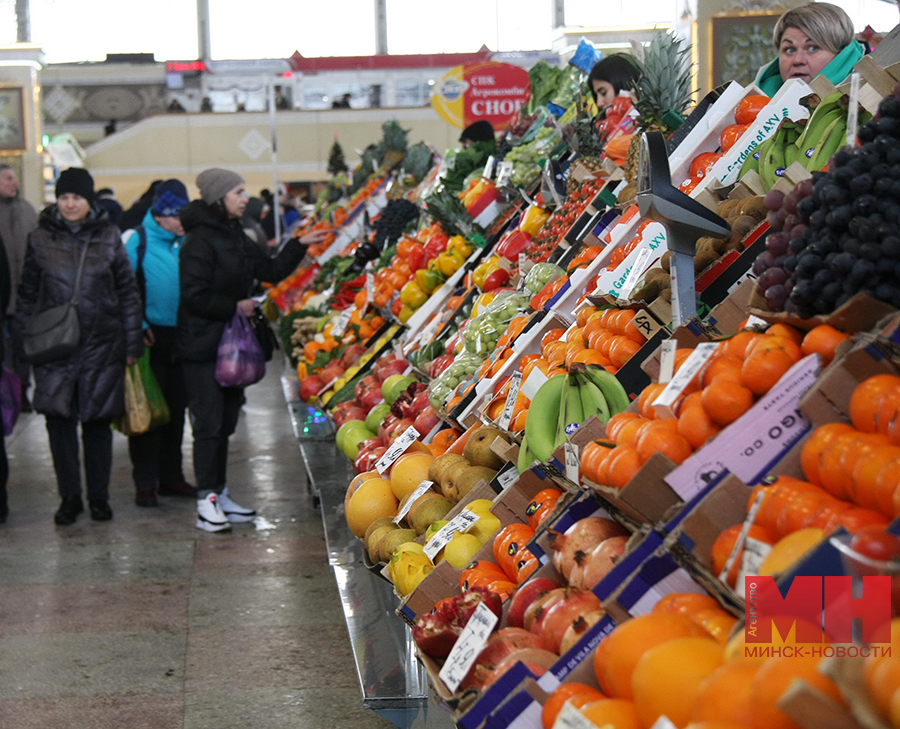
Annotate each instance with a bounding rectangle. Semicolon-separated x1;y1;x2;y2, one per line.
196;168;244;204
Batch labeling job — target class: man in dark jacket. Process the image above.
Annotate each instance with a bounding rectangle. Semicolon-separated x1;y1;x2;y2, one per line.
178;168;329;532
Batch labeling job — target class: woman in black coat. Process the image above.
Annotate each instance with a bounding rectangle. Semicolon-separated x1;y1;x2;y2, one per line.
178;168;327;532
15;168;144;525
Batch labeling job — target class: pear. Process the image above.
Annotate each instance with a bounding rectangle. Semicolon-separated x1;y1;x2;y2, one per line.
411;496;453;535
365;518;398;561
376;528;417;564
455;466;498;500
428;452;467;485
440;460;470;502
464;426;508;469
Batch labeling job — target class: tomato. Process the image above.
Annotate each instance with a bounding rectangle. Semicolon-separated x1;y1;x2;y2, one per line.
679;176;701;194
720;123;750;153
849;527;900;561
690;152;723;179
734;95;770;125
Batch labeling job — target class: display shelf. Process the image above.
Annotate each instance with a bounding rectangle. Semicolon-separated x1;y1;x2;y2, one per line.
293;424;455;729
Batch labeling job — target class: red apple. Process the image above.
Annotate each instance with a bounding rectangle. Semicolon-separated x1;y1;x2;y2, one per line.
354;445;386;473
539;589;603;653
299;375;325;402
414;406;441;438
506;577;562;629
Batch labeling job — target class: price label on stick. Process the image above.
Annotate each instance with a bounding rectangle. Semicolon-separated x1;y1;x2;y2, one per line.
439;601;499;692
331;306;355;338
423;509;480;562
393;480;434;524
497;371;523;430
375;425;420;475
847;72;861;148
366;273;375;310
619;247;652;300
658;340;677;384
496;465;518;490
719;490;765;584
483;155;496;179
496;161;514;187
564;442;580;483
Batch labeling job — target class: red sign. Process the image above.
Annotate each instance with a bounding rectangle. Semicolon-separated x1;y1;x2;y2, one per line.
432;61;531;130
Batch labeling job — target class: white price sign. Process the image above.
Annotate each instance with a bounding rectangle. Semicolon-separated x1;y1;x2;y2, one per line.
521;367;550;400
619;247;652;300
564;442;580;483
393;480;434;525
652;343;719;417
375;425;421;475
553;702;596;729
496;161;514;187
331;306;355;338
650;717;679;729
719;490;765;584
496;465;518;490
439;601;499;692
658;340;677;384
497;370;523;430
366;273;375;309
423;509;480;561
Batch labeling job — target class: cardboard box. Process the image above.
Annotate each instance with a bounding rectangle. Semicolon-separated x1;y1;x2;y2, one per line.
704;277;758;336
749;290;897;334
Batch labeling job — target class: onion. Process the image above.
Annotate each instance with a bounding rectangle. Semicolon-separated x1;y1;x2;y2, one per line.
549;517;629;581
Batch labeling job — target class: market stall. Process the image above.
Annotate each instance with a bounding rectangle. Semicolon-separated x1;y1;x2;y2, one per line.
262;24;900;729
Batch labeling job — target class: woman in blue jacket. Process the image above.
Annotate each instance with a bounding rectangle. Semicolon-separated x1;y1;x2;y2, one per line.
755;3;865;96
124;179;194;507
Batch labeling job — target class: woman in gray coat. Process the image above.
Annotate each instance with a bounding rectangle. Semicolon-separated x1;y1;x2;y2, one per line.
15;168;143;525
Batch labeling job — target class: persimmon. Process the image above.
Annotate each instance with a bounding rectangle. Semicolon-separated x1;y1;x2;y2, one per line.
541;328;567;351
609;337;642;369
636;427;693;465
638;383;667;419
701;380;754;426
605;412;642;442
818;432;870;499
580;440;616;483
701;354;744;387
579;699;642;729
605;445;643;489
749;655;845;729
541;683;604;729
654;592;720;617
691;660;759;727
766;322;804;346
722;331;764;360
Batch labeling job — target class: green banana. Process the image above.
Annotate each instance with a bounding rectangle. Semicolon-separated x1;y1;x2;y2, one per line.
761;127;786;190
783;120;802;168
575;371;611;424
584;365;630;416
562;373;584;437
524;374;566;462
739;146;760;178
556;374;570;451
756;137;774;189
798;108;842;167
517;432;534;473
807;116;847;171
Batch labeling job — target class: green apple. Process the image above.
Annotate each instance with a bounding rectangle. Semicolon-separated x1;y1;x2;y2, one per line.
382;374;415;405
365;402;392;433
336;420;373;458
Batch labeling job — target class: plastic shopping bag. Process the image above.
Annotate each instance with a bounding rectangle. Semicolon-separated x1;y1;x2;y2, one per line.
215;311;266;388
136;348;170;432
117;363;152;435
0;366;21;436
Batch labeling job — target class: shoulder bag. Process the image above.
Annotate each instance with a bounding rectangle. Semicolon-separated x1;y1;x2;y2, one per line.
23;242;90;365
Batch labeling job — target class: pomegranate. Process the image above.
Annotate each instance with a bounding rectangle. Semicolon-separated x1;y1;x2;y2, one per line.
341;343;366;368
412;612;460;659
506;577;561;629
333;404;368;428
458;628;551;692
375;358;408;382
558;610;605;655
454;586;503;626
480;648;558;688
549;517;629;581
355;375;379;401
525;588;566;634
569;536;629;591
539;590;603;653
354;445;386;474
299;375;325;402
357;385;384;413
414;406;441;438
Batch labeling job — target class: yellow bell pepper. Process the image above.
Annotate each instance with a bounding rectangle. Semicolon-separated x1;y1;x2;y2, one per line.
519;205;550;236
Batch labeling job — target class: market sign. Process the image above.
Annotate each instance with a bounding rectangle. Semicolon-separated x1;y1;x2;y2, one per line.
431;61;530;129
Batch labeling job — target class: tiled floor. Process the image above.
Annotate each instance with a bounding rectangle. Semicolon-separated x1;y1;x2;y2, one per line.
0;365;396;729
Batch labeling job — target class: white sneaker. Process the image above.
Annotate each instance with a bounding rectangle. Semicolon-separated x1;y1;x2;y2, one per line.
196;493;232;532
219;487;256;523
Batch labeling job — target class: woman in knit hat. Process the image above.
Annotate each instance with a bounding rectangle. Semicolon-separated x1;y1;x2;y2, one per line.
178;168;328;532
14;167;144;525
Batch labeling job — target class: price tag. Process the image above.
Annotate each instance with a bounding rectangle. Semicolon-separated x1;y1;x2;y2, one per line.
632;309;662;341
847;72;861;148
618;247;652;300
393;340;404;359
520;366;549;400
736;537;774;597
497;370;523;430
483;155;496;179
424;509;480;561
375;425;421;475
393;480;435;524
553;703;596;729
331;306;355;338
657;340;678;385
652;342;719;416
496;161;514;187
366;273;375;308
439;601;499;692
719;490;765;584
744;314;768;330
496;465;518;490
564;442;580;483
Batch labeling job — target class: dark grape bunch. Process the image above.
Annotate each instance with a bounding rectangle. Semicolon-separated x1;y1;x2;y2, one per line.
372;198;420;252
753;91;900;318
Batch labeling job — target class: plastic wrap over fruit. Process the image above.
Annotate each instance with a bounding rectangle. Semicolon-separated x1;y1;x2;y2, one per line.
462;290;531;357
524;263;565;294
428;351;483;416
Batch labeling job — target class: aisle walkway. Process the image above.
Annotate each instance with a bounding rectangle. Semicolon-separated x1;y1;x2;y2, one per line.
0;365;394;729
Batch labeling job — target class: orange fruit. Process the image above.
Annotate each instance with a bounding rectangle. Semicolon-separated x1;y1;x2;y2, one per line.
541;328;567;351
774;489;834;538
654;592;720;617
609;337;642;368
579;699;642;729
593;611;708;698
850;375;900;433
799;422;856;486
694;609;739;644
851;443;900;514
701;380;754;426
678;405;722;450
749;655;845;729
541;683;605;729
605;445;643;489
638;383;667;419
741;348;796;395
767;323;804;346
758;528;825;577
605;412;641;442
875;387;900;435
701;355;744;387
818;432;869;500
580;440;616;484
800;324;849;366
691;661;759;727
868;657;900;718
632;636;725;728
710;523;777;587
747;335;802;363
723;331;764;360
636;427;693;465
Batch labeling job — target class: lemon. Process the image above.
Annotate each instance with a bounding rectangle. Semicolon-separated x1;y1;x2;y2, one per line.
444;533;484;569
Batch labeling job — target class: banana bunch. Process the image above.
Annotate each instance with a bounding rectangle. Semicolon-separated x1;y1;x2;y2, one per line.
756;119;805;190
518;363;630;472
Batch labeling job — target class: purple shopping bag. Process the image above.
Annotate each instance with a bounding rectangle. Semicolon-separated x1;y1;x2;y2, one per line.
215;311;266;388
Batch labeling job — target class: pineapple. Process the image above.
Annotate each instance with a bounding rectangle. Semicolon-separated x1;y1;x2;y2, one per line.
624;30;693;185
568;84;607;194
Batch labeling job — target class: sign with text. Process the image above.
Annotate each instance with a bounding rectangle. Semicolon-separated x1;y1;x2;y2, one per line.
432;61;531;129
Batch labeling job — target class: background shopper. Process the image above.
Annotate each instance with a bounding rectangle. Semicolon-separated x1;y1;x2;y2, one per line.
124;179;195;507
15;168;143;525
587;54;640;112
177;168;329;532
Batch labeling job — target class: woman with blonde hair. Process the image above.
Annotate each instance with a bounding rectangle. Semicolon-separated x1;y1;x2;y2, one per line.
755;2;865;95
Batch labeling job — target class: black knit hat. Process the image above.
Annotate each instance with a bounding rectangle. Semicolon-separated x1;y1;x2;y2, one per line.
459;120;495;144
56;168;95;203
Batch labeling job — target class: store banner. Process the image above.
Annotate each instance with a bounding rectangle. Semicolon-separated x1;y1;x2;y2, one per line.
432;61;531;129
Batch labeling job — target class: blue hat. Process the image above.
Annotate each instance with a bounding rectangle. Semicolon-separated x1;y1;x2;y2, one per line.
151;179;189;217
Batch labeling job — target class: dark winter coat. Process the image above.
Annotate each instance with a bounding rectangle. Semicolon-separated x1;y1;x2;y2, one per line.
14;206;144;421
177;200;306;363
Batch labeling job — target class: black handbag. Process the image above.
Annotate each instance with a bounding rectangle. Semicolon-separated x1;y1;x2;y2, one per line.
250;309;279;362
23;243;90;365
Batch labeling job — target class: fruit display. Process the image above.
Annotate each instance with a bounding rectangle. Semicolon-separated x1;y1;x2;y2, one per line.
258;30;900;729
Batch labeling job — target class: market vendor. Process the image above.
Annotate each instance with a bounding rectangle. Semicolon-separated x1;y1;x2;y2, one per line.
755;2;865;96
459;120;496;148
587;54;640;112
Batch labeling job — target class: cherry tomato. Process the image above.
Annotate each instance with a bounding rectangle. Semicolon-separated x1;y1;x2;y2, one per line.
850;527;900;561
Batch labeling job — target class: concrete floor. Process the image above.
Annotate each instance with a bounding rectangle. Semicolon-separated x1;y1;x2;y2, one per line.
0;364;397;729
